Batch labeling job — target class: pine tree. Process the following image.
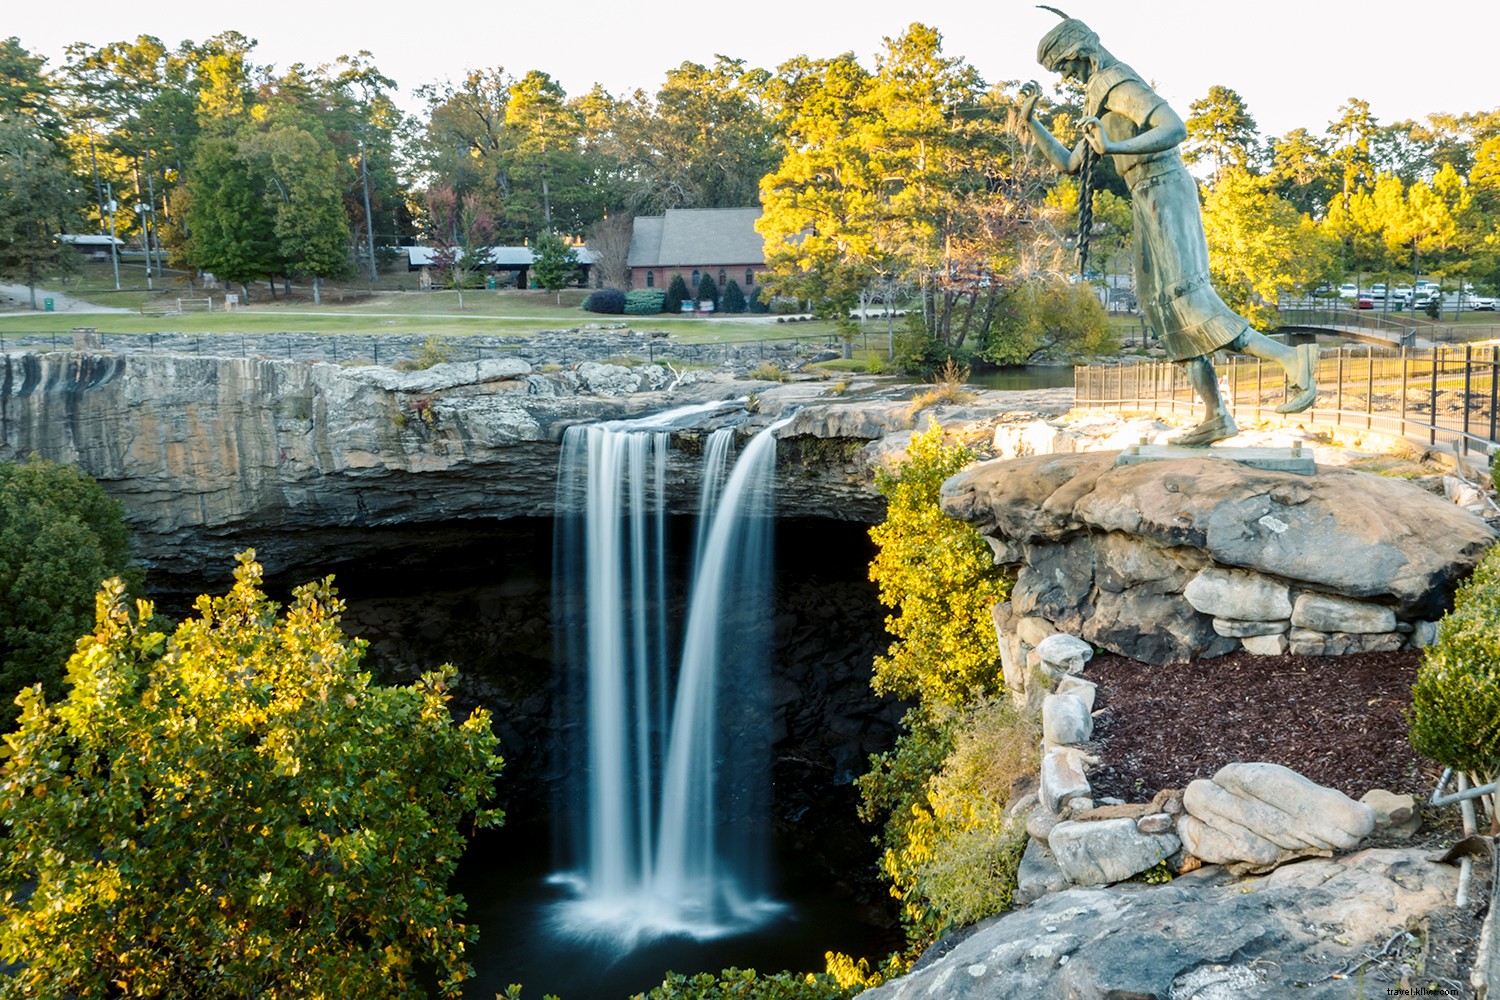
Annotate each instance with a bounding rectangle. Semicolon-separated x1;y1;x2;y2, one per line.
696;271;720;310
663;272;690;313
721;279;747;313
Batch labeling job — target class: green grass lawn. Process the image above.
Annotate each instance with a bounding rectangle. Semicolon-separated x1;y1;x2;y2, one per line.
0;261;872;346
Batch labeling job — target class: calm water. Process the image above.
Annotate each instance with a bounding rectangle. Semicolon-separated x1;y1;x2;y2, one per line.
965;365;1075;390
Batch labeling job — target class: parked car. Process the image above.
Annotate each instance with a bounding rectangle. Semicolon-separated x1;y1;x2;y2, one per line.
1338;283;1358;298
1471;296;1497;311
1353;296;1375;310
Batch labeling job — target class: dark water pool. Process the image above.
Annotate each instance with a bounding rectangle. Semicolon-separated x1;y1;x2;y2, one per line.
455;820;899;1000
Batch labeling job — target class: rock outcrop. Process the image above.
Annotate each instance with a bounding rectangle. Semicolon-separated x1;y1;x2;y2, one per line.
861;849;1459;1000
943;450;1494;664
0;354;921;580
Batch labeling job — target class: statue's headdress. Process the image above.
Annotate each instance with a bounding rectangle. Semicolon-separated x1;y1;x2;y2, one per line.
1035;6;1099;70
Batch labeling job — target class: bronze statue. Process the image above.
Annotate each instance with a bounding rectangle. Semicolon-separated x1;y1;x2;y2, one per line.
1020;9;1317;446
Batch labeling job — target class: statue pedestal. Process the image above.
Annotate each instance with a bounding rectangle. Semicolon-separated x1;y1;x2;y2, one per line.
1115;444;1315;475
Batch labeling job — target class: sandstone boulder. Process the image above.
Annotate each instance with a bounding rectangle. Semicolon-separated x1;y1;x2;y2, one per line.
1036;633;1094;676
1048;817;1179;885
1179;763;1376;869
1040;746;1095;814
1042;691;1093;747
1183;567;1293;621
1292;592;1397;633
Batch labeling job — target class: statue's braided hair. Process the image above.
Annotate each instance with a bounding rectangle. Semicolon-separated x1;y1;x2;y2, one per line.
1076;142;1096;277
1036;5;1096;276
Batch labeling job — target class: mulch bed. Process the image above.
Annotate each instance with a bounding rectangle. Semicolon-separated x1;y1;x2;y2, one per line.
1081;649;1488;993
1082;649;1442;804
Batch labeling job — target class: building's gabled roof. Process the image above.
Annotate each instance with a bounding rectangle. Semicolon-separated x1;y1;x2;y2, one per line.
628;208;764;268
626;216;665;268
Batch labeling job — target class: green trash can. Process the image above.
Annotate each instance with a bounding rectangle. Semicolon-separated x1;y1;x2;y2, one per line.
486;276;496;290
43;298;54;312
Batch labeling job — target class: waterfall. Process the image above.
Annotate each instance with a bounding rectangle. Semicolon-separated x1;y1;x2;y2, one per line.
552;407;790;944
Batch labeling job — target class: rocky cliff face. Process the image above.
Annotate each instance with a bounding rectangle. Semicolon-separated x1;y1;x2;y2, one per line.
0;350;1071;584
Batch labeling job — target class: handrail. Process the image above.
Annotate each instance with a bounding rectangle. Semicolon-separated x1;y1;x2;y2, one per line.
1075;344;1500;461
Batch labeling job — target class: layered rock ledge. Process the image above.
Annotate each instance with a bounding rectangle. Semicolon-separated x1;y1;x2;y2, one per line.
0;350;1071;583
942;450;1495;665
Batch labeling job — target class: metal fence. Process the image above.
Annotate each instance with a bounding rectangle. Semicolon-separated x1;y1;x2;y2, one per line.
1075;343;1500;460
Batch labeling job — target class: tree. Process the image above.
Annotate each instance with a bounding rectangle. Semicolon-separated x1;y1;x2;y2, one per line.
0;119;82;307
0;552;503;999
695;270;719;310
1184;85;1261;182
249;123;353;303
663;271;691;314
182;134;279;298
977;276;1114;366
1201;166;1340;327
1267;128;1335;219
424;185;495;310
0;459;137;727
721;278;747;313
585;212;633;289
529;228;578;303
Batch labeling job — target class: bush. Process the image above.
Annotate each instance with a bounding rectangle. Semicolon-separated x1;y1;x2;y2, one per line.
747;286;770;314
624;288;667;314
632;967;861;1000
0;552;503;998
747;362;784;382
722;279;747;314
395;334;453;371
583;288;626;314
0;458;138;725
696;272;720;311
1409;544;1500;780
663;273;691;314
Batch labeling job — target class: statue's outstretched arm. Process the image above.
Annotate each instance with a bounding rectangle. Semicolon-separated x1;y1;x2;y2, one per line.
1020;79;1084;174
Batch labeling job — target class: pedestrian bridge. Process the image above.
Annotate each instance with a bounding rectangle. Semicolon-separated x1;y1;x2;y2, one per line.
1274;307;1420;348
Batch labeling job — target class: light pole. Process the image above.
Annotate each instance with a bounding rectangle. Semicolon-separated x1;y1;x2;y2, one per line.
135;203;153;290
104;190;120;291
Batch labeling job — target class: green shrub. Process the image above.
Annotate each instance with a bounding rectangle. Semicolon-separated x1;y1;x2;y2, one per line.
663;273;691;314
747;362;784;382
624;288;667;314
631;967;861;1000
395;334;452;371
0;458;139;725
0;553;503;998
583;288;626;314
1409;544;1500;780
722;279;747;314
696;272;720;311
866;424;1007;707
747;286;770;314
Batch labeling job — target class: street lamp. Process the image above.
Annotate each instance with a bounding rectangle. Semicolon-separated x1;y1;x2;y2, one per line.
103;190;120;291
134;202;154;290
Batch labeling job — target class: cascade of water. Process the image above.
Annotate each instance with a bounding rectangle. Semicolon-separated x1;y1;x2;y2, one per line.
552;408;790;945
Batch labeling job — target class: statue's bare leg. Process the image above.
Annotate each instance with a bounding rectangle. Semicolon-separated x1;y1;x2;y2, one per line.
1228;330;1318;414
1171;355;1238;446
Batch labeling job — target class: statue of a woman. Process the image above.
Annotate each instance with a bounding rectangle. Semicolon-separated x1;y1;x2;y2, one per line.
1020;10;1316;445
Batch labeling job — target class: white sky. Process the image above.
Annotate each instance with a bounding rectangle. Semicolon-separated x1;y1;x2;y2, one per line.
9;0;1498;141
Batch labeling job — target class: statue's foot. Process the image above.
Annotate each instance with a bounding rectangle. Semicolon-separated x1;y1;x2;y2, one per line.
1171;412;1238;447
1275;343;1319;414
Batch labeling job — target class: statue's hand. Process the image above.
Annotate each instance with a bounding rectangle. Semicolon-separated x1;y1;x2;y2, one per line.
1079;116;1111;154
1019;80;1041;121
